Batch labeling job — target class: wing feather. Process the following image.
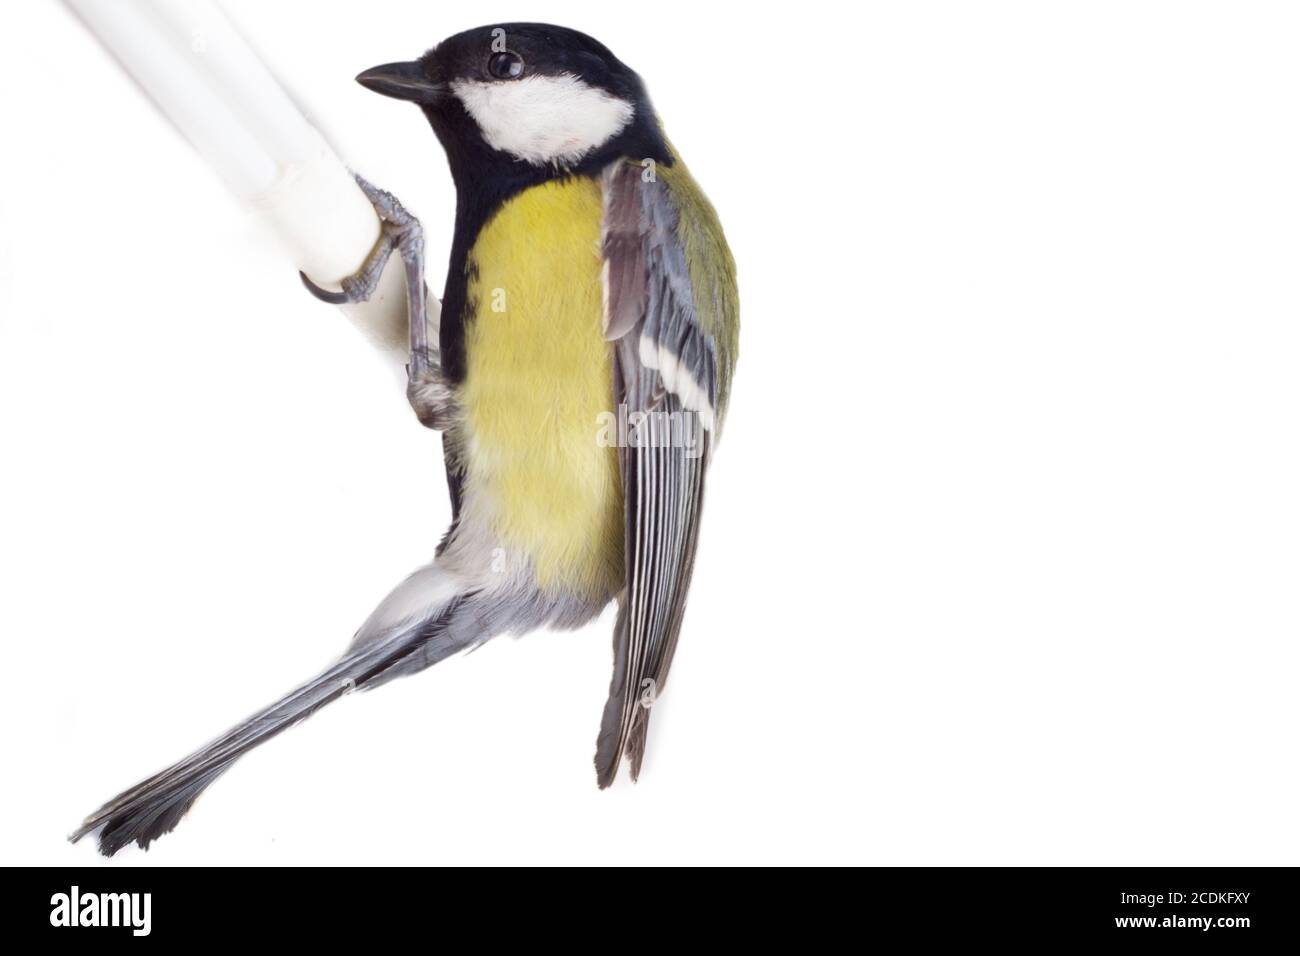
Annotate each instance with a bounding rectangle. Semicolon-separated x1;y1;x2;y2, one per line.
594;155;735;785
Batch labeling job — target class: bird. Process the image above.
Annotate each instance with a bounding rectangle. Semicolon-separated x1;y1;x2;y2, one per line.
72;22;738;856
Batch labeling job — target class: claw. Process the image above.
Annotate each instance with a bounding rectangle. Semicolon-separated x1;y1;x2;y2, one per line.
299;270;350;304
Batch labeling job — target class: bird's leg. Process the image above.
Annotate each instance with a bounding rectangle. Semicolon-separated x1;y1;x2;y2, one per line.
300;173;456;430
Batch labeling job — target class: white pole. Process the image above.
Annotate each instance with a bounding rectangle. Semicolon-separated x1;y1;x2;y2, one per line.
63;0;432;368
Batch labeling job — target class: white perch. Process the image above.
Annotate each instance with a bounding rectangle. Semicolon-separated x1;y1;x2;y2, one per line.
63;0;434;370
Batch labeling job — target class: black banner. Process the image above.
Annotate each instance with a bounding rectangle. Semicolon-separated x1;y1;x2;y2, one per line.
8;866;1296;944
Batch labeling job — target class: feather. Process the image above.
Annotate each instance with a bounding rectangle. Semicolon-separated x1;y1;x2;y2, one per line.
601;160;648;339
73;587;482;856
594;149;736;786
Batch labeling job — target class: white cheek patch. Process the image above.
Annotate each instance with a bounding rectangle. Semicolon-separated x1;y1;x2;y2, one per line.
451;75;635;166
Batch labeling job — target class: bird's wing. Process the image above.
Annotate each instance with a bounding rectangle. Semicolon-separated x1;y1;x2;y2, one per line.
594;153;738;786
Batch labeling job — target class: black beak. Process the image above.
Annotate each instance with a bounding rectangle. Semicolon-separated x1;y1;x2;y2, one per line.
356;61;443;103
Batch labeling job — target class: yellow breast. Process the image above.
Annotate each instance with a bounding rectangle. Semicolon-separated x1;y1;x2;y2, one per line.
461;177;623;599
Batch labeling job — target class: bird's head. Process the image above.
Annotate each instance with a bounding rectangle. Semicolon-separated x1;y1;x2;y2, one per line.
357;23;671;175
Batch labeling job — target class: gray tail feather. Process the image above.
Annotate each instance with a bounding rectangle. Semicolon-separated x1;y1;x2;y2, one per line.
70;593;476;856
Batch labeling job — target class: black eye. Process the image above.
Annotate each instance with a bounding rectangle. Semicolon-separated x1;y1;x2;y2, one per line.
488;51;524;80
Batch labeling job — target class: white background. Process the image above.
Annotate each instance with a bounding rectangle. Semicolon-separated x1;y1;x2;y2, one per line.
1;1;1298;865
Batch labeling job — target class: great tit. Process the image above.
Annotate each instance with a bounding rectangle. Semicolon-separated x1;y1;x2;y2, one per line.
73;22;738;856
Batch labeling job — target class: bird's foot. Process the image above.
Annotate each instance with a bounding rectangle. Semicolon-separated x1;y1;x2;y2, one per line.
300;172;436;379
